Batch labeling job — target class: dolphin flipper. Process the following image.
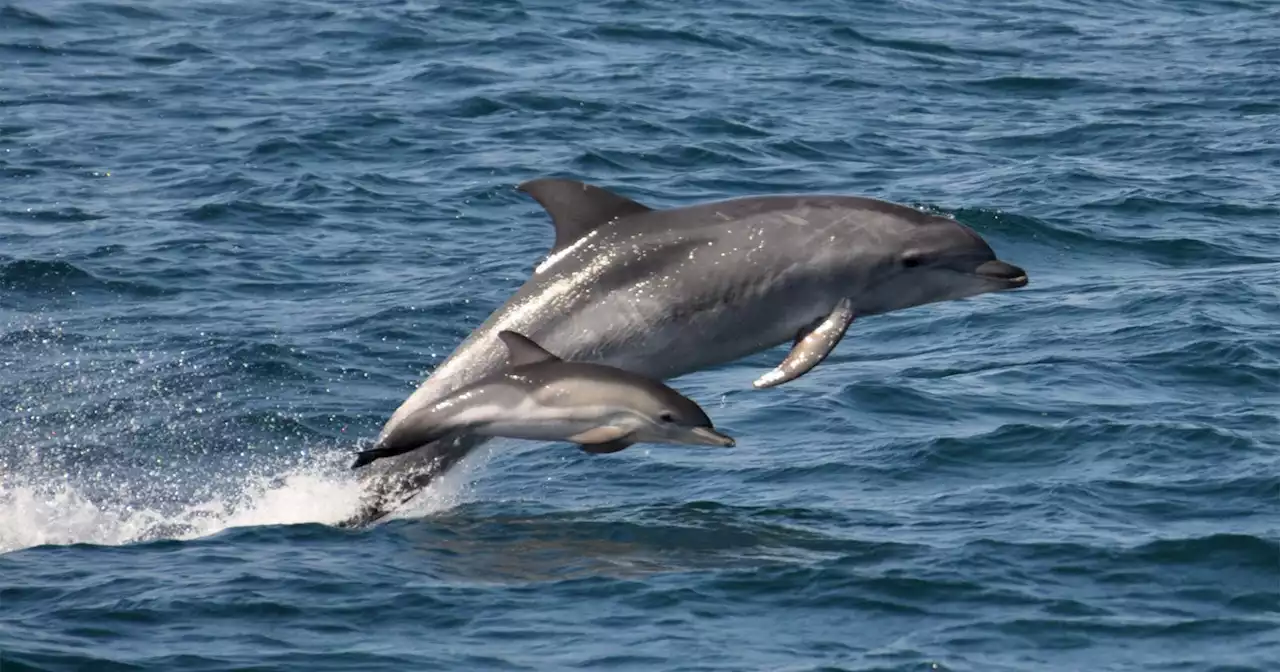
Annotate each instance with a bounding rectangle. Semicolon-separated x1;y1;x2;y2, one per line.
753;298;856;389
578;439;632;454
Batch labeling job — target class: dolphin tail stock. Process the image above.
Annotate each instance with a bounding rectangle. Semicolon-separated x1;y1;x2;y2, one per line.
348;427;465;470
336;433;486;528
349;447;389;470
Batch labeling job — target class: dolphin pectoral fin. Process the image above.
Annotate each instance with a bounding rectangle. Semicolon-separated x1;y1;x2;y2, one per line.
753;298;856;389
578;439;632;455
570;426;634;455
517;178;653;254
568;426;631;444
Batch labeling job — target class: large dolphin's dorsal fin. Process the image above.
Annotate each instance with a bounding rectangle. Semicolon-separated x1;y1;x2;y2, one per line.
497;330;562;367
517;178;653;253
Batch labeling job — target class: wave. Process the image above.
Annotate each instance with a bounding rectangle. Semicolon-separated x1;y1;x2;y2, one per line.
0;258;171;299
947;207;1273;268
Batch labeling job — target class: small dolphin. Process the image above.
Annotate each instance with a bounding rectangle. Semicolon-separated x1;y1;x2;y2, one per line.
341;178;1029;526
349;330;734;470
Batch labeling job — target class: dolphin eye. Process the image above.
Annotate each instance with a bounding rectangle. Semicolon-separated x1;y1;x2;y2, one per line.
901;251;926;268
659;412;675;423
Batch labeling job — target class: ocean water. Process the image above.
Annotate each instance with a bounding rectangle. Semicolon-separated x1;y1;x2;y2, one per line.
2;0;1278;669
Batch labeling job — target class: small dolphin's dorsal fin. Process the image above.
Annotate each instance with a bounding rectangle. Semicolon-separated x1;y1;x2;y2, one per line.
497;330;561;367
517;178;653;254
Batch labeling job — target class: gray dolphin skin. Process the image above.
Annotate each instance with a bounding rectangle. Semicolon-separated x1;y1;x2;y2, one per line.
338;178;1028;527
349;330;734;470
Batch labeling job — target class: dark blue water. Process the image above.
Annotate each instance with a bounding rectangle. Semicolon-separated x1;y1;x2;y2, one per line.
2;1;1278;669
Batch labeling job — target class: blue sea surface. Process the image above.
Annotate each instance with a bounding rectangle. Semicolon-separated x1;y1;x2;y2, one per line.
2;0;1278;670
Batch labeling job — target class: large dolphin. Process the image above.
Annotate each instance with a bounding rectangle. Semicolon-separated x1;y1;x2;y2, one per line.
349;330;734;469
338;178;1028;527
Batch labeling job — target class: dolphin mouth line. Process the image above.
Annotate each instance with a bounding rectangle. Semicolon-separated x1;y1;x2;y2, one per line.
689;426;736;447
975;272;1028;288
971;260;1029;288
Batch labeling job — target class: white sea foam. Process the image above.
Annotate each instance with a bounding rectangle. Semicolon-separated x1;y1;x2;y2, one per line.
0;446;477;554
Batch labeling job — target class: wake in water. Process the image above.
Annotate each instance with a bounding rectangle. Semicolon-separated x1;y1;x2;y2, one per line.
0;445;480;554
0;310;489;554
